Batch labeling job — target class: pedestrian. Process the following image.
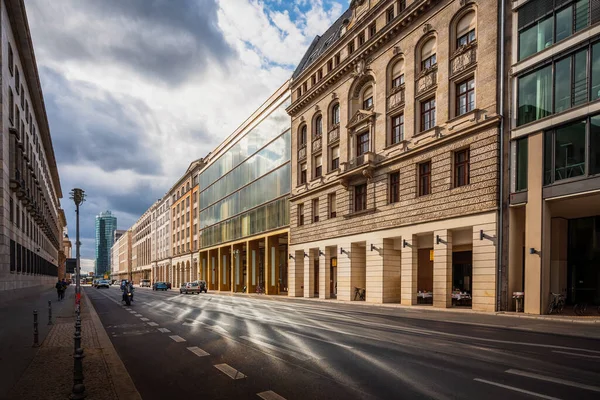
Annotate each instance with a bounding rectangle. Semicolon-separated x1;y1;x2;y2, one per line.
55;279;64;301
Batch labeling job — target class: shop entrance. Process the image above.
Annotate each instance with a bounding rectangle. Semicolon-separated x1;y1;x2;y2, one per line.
567;216;600;306
452;251;472;308
330;257;337;298
313;258;319;297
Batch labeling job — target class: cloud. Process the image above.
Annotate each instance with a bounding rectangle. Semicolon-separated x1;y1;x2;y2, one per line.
26;0;348;259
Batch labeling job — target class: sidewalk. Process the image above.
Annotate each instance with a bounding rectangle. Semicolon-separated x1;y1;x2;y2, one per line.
215;292;600;340
1;287;140;400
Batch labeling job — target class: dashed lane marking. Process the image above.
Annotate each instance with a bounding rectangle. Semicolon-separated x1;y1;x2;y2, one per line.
257;391;286;400
157;328;171;333
214;363;246;379
147;322;158;327
474;379;560;400
506;369;600;393
187;346;210;357
140;318;150;321
134;314;143;317
169;335;186;342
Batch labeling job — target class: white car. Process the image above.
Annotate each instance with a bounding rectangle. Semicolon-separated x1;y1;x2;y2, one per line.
140;279;151;288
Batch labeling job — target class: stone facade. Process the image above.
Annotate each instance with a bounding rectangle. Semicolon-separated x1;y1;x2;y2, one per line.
0;0;65;291
287;0;500;311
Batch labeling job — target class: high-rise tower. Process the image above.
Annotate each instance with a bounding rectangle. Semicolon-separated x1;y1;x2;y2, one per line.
95;211;117;276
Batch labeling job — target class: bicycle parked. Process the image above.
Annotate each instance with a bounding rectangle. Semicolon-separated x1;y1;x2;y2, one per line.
547;292;565;314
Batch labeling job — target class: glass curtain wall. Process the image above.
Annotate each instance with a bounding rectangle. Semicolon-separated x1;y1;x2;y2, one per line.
518;0;594;61
199;97;291;249
544;113;600;185
518;41;600;126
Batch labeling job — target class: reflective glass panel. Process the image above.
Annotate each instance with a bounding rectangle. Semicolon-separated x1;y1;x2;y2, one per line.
573;49;588;106
554;57;571;113
554;120;586;182
592;42;600;101
591;115;600;176
516;137;528;191
518;66;552;126
519;16;553;61
555;6;573;43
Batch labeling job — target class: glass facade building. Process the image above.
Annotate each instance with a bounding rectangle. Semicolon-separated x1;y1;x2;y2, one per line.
95;211;117;276
199;93;291;249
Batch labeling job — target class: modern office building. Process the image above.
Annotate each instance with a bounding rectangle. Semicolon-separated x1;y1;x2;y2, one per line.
198;82;291;295
287;0;501;311
507;0;600;313
1;0;65;292
95;210;117;276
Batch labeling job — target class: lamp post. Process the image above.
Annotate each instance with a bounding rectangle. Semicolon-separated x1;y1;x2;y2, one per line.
70;188;85;314
69;188;86;400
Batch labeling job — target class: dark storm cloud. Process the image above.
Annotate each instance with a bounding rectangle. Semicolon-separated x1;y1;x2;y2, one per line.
40;67;162;175
28;0;235;86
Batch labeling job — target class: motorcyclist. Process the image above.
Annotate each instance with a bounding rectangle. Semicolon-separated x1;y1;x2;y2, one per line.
121;280;134;303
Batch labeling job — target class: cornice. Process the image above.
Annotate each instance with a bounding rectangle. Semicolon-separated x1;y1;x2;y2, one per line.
287;0;438;116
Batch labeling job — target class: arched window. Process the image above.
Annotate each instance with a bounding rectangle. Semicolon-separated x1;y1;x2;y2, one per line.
421;37;437;70
314;115;323;137
456;11;476;48
362;86;374;109
331;103;340;126
299;125;307;146
391;59;405;89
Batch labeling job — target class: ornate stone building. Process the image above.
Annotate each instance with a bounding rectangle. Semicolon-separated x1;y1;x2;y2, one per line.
287;0;501;311
131;205;154;283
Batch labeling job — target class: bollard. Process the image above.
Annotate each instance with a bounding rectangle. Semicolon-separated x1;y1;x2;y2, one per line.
73;317;81;354
32;310;39;347
69;348;86;400
48;300;53;325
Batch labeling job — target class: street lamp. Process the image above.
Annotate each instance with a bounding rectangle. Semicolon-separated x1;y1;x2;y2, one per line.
69;188;85;312
69;188;86;400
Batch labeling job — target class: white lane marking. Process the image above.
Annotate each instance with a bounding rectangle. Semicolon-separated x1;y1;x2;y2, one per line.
285;331;353;349
140;318;149;322
169;335;186;343
257;390;286;400
240;336;312;361
134;314;143;317
157;328;171;333
506;369;600;393
214;363;246;379
147;322;158;327
552;351;600;359
474;378;561;400
125;308;132;311
187;346;210;357
129;311;137;314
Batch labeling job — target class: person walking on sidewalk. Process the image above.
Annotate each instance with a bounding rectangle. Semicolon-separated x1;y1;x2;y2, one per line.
55;279;65;301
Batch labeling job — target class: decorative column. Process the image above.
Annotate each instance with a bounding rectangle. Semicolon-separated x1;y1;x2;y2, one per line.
433;230;453;308
401;235;418;306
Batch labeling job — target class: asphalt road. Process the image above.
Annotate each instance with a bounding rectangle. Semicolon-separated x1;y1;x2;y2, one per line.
86;286;600;400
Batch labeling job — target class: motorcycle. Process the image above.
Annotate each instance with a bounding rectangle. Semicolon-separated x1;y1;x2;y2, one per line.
122;286;134;306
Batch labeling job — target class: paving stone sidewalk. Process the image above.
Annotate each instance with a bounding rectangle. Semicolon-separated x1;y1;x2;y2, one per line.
5;290;139;400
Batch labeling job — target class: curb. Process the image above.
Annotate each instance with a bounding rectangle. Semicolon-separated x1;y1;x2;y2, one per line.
83;290;142;400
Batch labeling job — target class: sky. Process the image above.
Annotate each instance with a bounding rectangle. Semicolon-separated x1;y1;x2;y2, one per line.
25;0;350;272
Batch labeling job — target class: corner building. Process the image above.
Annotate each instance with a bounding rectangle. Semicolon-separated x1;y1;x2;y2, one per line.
287;0;501;311
198;82;291;295
507;0;600;314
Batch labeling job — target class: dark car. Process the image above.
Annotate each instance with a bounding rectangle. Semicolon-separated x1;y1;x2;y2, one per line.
195;280;208;293
153;282;168;291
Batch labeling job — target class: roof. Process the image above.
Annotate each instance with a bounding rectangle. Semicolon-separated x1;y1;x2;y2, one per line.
292;7;352;80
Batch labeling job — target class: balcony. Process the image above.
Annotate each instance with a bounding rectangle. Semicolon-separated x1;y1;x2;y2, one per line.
328;125;340;144
10;168;21;191
416;66;437;96
340;152;380;180
312;135;322;152
450;42;477;77
387;87;405;112
298;144;307;160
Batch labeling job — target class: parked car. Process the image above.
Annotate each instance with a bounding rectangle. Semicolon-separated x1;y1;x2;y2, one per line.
193;280;208;293
180;282;201;295
153;282;168;291
97;280;110;289
140;279;151;288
